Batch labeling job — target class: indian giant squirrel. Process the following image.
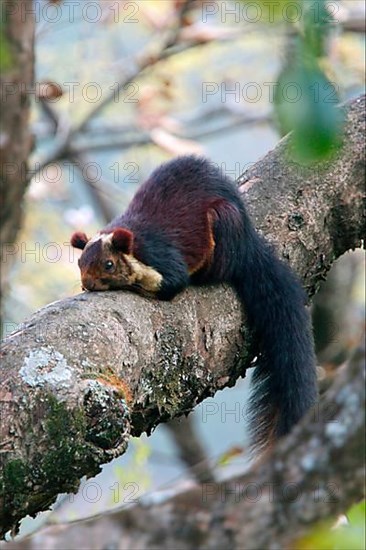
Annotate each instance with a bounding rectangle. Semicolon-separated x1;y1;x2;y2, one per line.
71;156;318;451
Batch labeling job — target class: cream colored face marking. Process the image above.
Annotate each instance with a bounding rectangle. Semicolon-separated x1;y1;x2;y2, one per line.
124;254;163;292
80;232;162;293
84;232;112;251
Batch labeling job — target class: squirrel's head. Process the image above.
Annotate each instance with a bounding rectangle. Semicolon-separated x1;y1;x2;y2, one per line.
70;228;136;291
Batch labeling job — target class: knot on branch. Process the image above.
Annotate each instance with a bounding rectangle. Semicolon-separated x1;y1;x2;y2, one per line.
83;378;131;454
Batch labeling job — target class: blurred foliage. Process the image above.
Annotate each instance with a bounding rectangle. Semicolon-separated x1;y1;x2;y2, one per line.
216;445;244;466
302;0;334;57
275;54;344;161
265;0;345;162
0;21;13;72
297;500;366;550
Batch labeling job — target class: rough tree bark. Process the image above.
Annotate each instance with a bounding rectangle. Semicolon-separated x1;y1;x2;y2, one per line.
2;336;363;550
0;0;35;328
0;94;365;538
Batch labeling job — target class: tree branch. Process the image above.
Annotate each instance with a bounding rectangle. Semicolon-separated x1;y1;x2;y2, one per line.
0;94;365;538
5;334;364;549
30;1;226;180
65;112;271;156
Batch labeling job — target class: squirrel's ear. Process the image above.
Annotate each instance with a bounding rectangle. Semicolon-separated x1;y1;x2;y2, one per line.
71;232;89;250
112;228;134;254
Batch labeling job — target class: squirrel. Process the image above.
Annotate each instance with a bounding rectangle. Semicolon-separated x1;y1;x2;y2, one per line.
71;155;318;451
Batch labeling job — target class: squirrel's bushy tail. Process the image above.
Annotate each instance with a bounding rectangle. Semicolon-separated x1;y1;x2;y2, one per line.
232;229;318;451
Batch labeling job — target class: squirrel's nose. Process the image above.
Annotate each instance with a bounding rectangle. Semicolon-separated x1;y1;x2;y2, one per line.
82;278;96;291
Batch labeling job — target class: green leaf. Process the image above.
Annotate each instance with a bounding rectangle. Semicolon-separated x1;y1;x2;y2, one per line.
0;23;14;72
297;501;366;550
275;60;344;163
347;501;366;530
303;0;335;58
239;0;302;24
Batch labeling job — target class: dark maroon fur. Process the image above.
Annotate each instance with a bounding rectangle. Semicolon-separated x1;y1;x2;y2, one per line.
78;238;102;271
103;159;239;275
73;156;318;451
110;228;134;254
70;232;89;250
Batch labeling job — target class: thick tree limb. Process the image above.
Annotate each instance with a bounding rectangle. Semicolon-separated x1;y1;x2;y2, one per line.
0;94;365;537
3;335;363;549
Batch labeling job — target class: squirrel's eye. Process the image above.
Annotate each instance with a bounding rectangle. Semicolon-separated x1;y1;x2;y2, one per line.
104;260;115;272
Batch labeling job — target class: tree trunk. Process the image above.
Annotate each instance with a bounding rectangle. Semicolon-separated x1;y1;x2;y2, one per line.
0;0;35;332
